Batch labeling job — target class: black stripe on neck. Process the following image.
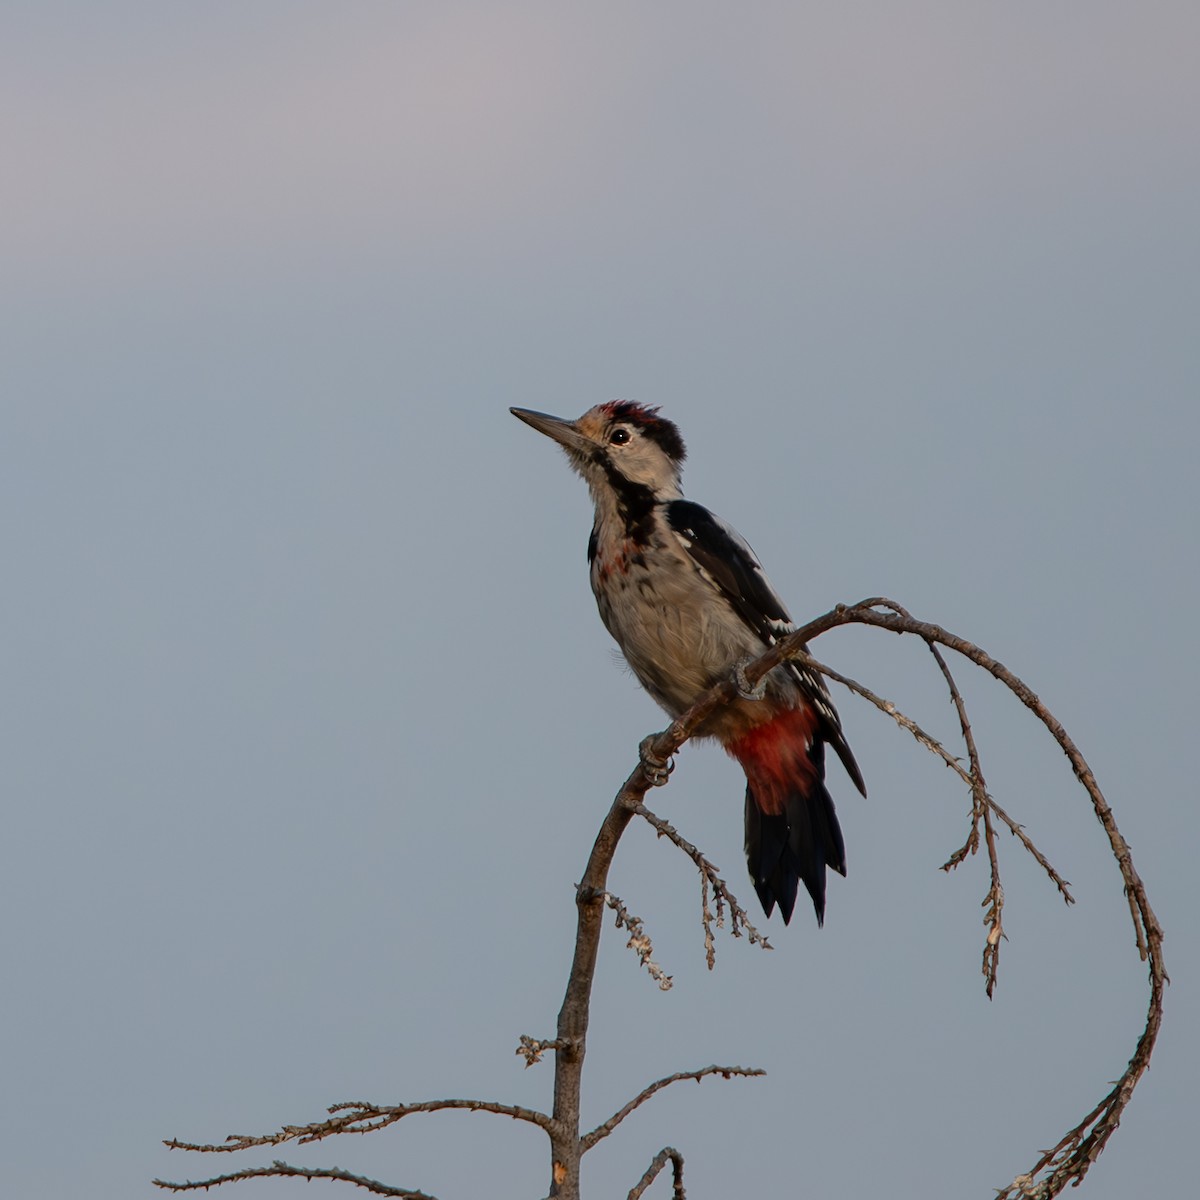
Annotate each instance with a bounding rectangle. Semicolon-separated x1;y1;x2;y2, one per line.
597;453;657;545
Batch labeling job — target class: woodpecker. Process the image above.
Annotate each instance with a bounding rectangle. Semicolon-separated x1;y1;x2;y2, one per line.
512;401;865;926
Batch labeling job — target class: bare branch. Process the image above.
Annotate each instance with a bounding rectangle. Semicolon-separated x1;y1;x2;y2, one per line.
154;1159;436;1197
583;1065;765;1152
777;598;1165;1196
544;595;1160;1197
627;1147;686;1200
801;652;1073;904
601;889;673;991
546;756;665;1195
629;800;772;958
163;1096;554;1155
916;630;1006;995
158;592;1162;1200
700;871;716;970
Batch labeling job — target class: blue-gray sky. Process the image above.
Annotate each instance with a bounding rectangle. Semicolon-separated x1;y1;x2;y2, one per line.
3;4;1196;1197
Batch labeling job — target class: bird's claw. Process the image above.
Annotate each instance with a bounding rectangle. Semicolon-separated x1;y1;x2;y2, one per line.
734;658;767;701
638;735;675;787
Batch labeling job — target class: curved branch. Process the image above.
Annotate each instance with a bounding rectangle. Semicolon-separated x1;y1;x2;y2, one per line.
583;1065;765;1152
627;1147;685;1200
163;1096;554;1156
632;596;1163;1195
154;1160;436;1197
783;599;1164;1196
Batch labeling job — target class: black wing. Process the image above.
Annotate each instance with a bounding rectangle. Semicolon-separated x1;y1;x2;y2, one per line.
665;500;794;643
666;499;866;797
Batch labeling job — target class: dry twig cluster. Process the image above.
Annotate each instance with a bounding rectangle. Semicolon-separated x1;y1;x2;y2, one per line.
157;598;1164;1200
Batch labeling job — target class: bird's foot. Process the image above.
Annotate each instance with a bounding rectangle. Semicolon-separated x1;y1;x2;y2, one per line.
638;735;675;787
734;657;767;701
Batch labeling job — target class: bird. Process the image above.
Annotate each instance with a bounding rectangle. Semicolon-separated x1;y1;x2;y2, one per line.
511;401;865;925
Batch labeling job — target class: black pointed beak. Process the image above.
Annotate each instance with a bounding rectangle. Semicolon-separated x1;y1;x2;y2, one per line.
510;407;595;456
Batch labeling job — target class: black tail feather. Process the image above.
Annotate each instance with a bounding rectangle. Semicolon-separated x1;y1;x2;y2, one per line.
744;780;846;926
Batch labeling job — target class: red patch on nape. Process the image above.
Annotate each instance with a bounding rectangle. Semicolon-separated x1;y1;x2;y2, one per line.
599;400;661;422
725;707;820;816
598;400;687;463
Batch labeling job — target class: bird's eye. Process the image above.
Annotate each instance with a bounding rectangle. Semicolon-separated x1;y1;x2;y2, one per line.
609;427;631;445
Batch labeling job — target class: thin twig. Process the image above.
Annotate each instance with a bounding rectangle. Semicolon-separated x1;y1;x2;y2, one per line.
861;601;1008;993
916;627;1006;996
801;653;1073;904
602;890;673;991
700;871;716;971
583;1065;765;1152
629;800;772;957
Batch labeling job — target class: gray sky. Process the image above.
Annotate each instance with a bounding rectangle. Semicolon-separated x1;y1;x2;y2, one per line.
3;4;1196;1197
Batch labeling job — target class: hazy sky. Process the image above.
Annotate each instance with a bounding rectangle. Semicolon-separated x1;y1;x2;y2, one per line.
3;4;1196;1198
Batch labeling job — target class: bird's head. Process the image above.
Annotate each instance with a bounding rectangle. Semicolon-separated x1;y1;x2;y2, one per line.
511;401;687;500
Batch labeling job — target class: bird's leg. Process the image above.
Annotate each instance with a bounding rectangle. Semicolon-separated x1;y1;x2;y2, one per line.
733;657;767;701
638;735;675;787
